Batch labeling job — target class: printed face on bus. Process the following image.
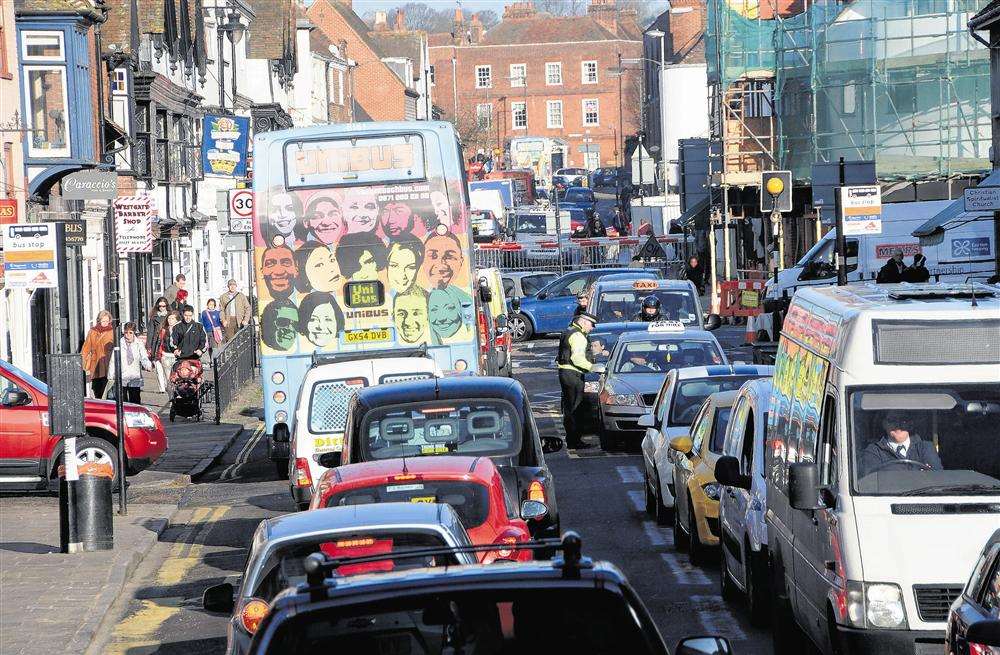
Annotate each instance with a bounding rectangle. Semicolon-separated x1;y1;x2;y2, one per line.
428;288;463;340
430;191;451;227
380;201;414;237
305;198;343;245
269;193;298;236
423;234;463;289
349;249;380;282
303;246;342;293
273;305;298;350
387;243;420;294
344;189;380;233
394;292;429;344
305;302;339;347
261;246;298;298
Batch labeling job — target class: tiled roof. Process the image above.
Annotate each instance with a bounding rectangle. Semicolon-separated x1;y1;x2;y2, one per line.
14;0;102;19
478;15;625;46
428;32;453;47
369;31;422;70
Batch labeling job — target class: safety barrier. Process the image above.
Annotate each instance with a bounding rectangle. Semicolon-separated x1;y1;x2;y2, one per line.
718;279;766;318
210;325;256;424
474;236;687;276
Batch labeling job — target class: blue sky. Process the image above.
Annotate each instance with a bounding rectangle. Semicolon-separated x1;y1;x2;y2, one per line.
352;1;518;11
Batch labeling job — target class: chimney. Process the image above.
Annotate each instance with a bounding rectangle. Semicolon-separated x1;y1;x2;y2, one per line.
394;9;406;32
374;10;388;31
503;2;537;20
469;13;484;42
587;0;618;35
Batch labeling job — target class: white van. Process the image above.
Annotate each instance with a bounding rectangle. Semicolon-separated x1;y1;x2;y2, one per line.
288;353;442;509
764;283;1000;655
765;200;995;304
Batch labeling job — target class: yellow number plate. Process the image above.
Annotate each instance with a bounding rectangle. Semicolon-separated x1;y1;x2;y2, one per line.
410;496;435;504
344;328;391;344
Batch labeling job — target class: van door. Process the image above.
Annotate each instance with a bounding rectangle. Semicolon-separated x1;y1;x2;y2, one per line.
721;395;750;584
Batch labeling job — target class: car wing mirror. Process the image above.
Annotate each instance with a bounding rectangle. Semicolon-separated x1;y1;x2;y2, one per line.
967;619;1000;647
704;313;722;331
675;637;733;655
511;298;522;311
3;390;31;407
536;292;547;300
202;582;235;613
715;455;750;490
318;451;342;468
520;499;548;521
541;436;564;454
637;413;655;429
668;436;693;455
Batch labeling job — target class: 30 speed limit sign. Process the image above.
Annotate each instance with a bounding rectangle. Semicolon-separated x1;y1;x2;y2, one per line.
228;190;253;233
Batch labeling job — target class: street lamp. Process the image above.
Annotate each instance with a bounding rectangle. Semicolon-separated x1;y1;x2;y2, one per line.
216;10;245;109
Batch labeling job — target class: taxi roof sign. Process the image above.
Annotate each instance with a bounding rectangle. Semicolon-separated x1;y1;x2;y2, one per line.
633;279;659;291
647;320;685;333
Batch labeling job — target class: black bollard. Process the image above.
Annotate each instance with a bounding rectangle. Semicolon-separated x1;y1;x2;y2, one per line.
58;437;81;554
75;461;114;551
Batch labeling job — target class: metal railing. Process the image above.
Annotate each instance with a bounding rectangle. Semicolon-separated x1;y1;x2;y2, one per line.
210;325;256;424
474;237;688;276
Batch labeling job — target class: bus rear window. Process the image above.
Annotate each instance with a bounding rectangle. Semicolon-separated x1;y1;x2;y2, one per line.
285;134;425;188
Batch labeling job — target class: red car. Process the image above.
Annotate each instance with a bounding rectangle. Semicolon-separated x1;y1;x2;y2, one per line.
0;359;167;489
309;455;546;563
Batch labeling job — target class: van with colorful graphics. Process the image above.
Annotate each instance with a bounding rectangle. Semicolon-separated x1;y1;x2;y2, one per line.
253;122;481;473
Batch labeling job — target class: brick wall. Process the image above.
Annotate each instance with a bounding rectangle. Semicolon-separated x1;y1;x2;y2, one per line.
664;0;706;64
430;39;641;168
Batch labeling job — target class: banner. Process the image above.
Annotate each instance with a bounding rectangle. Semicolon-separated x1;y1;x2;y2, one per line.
202;114;250;177
114;195;154;253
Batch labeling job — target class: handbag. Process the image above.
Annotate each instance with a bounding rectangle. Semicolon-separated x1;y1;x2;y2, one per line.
213;326;224;344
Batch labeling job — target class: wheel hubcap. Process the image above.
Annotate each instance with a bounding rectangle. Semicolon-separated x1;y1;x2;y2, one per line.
510;318;525;340
77;447;112;466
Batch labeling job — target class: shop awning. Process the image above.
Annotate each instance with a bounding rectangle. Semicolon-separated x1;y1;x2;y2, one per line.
673;196;710;232
912;170;999;237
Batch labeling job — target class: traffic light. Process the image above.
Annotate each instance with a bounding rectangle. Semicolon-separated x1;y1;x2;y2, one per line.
760;170;792;213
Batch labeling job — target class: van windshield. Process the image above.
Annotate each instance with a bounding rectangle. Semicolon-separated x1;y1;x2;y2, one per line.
850;384;1000;496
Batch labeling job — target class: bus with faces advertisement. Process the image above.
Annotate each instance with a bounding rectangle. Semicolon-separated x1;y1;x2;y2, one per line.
253;121;481;464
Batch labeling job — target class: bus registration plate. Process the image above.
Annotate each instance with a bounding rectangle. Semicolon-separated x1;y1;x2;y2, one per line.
344;328;392;344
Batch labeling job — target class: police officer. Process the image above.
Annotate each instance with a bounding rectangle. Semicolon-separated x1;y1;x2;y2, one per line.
633;296;662;322
557;312;597;449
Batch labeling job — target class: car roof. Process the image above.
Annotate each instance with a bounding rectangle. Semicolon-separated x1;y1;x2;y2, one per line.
503;271;555;280
328;456;497;486
353;376;525;412
617;328;717;343
263;503;461;542
675;364;774;380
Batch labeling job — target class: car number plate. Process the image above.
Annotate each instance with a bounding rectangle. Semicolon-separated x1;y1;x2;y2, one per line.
410;496;436;503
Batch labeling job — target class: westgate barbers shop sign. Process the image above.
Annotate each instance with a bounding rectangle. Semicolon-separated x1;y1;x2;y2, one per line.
62;170;118;200
114;195;154;254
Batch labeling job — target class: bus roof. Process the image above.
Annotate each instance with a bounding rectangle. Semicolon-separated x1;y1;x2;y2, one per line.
256;120;457;143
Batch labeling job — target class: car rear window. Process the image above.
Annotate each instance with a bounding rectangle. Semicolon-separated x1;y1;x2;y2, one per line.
361;399;521;461
613;340;723;374
326;481;490;529
709;407;733;454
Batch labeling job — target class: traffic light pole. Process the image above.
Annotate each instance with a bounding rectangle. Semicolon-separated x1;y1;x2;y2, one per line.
835;156;848;286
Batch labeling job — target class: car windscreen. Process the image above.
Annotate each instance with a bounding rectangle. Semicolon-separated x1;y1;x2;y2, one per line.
613;340;724;375
512;214;546;234
670;376;765;426
261;587;663;654
595;289;698;324
326;481;490;529
251;531;458;600
361;399;521;460
849;384;1000;496
563;190;593;204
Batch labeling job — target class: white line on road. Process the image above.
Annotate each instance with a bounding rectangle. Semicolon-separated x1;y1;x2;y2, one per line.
222;424;265;481
660;553;712;586
627;490;646;512
690;595;747;641
616;465;644;485
642;521;674;547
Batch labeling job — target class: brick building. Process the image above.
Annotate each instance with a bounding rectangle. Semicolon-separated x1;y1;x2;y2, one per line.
429;0;642;180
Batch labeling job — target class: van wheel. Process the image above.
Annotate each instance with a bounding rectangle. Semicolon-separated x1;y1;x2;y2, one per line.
747;546;771;626
654;472;672;526
644;470;656;516
274;458;289;480
688;499;710;566
509;314;532;342
672;494;689;551
720;546;739;601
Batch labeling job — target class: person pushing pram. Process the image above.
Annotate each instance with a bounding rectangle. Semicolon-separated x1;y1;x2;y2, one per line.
168;305;209;421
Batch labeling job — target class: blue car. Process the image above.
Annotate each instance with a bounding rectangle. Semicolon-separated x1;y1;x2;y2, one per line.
508;268;659;341
556;186;597;214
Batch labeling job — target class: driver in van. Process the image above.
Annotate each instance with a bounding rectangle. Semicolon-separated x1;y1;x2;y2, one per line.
860;412;942;475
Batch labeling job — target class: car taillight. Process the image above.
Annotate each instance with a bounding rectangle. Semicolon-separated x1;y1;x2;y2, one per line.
477;311;490;354
294;458;312;488
970;644;998;655
528;480;545;503
240;598;269;634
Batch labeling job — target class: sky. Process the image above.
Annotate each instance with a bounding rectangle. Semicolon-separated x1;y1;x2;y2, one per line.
351;1;526;11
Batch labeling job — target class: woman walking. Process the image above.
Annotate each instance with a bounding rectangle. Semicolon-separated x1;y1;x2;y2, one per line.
115;322;152;404
147;297;170;392
201;299;224;348
158;312;181;382
81;310;115;398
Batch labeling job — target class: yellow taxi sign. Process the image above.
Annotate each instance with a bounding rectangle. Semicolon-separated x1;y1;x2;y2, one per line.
344;328;392;344
633;280;659;291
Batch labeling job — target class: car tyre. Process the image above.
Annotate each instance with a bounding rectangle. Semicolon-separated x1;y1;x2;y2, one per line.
654;472;672;526
509;313;533;342
73;436;121;487
644;470;656;515
720;546;739;602
673;492;689;551
688;498;710;566
274;458;289;480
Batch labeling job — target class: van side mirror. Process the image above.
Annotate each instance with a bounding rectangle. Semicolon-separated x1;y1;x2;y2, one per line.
704;314;722;331
788;462;824;511
202;582;235;613
715;456;750;490
967;619;1000;647
590;363;606;375
318;451;342;468
675;637;733;655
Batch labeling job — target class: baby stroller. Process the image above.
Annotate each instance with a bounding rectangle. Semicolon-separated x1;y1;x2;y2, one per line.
169;359;204;422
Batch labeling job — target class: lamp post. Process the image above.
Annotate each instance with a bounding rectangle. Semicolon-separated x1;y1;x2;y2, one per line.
217;10;246;110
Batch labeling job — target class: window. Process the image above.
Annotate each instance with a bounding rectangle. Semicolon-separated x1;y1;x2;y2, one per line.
582;98;599;126
743;80;774;118
476;103;492;129
546;100;563;128
545;62;562;85
512;101;526;129
24;66;70;157
428;65;435;85
843;84;856;115
111;68;127;93
582;60;598;84
337;70;344;104
21;32;64;61
475;64;492;88
510;63;526;87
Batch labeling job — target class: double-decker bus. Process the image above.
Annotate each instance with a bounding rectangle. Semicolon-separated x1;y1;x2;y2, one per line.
253;122;480;452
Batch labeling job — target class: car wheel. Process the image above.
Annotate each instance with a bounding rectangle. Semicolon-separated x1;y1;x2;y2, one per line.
509;313;533;342
688;498;710;566
654;472;672;526
672;492;689;551
644;469;656;515
747;546;771;626
73;436;120;486
720;545;739;601
274;458;289;480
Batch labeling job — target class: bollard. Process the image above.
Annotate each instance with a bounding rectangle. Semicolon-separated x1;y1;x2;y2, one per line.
75;461;115;551
59;437;81;553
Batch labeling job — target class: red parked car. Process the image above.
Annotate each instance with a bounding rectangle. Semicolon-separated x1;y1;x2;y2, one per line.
0;359;167;489
309;455;546;563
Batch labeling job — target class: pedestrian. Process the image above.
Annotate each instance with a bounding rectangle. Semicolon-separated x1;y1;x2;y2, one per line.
218;279;251;340
613;206;629;235
557;311;598;450
164;273;187;309
170;305;208;361
81;310;115;398
146;297;170;392
685;256;705;295
112;322;152;404
159;311;181;382
902;253;930;283
638;219;653;236
572;291;590;318
201;298;224;348
877;248;907;283
584;212;606;238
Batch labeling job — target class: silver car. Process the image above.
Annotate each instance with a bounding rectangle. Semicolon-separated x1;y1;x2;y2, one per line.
202;503;478;655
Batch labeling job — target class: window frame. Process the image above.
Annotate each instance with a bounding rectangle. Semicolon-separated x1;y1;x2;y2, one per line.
20;31;65;62
510;63;526;88
511;101;527;130
22;64;72;158
475;64;492;89
582;98;600;126
546;100;563;129
581;60;598;84
545;62;562;86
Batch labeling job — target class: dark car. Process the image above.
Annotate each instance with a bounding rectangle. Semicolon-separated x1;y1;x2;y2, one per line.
581;321;651;431
947;529;1000;655
326;376;563;541
246;533;734;655
557;186;597;214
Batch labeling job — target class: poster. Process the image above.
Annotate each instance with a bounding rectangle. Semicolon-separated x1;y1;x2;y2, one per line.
202;114;250;177
114;195;154;253
3;223;58;289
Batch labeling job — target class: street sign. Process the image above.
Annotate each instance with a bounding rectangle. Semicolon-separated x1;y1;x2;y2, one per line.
963;186;1000;212
760;170;792;213
636;235;668;260
114;195;155;253
62;170;118;200
228;189;253;233
0;198;17;224
839;185;882;236
812;160;876;208
63;220;87;247
46;354;86;437
3;223;58;288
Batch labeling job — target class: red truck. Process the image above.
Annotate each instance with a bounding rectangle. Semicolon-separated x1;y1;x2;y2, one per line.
0;359;167;489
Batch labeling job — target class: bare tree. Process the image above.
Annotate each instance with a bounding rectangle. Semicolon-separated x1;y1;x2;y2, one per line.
476;9;501;30
532;0;587;17
447;106;495;157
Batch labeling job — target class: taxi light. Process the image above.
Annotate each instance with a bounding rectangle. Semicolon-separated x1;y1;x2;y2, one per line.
528;480;546;503
633;280;659;291
294;458;313;488
240;598;269;634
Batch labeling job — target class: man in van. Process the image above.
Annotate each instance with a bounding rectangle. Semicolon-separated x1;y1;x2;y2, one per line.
860;412;942;475
876;248;908;283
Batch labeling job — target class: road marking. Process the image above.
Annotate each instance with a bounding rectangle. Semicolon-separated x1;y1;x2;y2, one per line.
222;423;265;481
628;489;646;512
106;597;184;654
156;505;228;585
616;465;643;484
642;521;674;547
690;594;747;641
660;552;712;586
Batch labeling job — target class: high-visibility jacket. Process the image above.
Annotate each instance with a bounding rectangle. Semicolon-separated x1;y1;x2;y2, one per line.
557;323;592;374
